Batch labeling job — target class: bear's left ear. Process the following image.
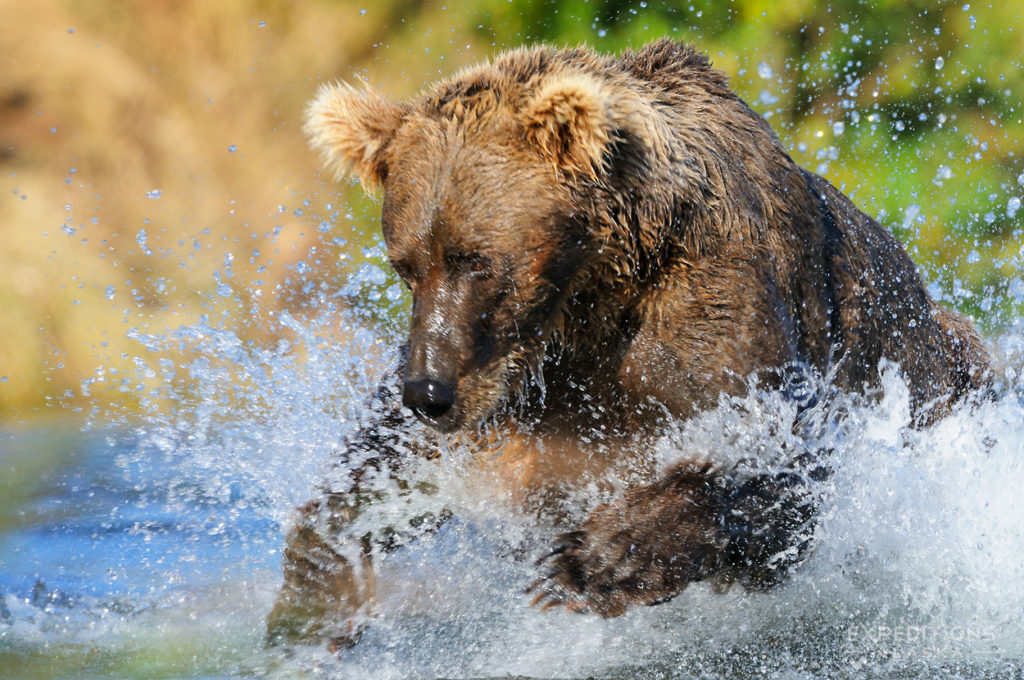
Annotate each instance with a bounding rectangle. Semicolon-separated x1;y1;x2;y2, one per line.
522;73;615;177
304;82;410;190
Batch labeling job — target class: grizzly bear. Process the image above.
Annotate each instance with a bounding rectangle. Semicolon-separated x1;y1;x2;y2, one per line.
266;39;990;648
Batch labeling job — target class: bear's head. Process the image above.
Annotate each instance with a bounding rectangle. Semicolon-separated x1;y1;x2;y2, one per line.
305;49;687;432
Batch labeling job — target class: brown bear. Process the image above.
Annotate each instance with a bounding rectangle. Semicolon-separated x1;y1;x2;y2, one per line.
266;39;990;648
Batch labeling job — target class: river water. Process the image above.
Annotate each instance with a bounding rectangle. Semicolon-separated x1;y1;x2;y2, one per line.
2;301;1024;679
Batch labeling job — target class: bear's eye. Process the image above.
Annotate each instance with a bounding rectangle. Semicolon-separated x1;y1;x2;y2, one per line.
448;252;492;278
391;260;414;284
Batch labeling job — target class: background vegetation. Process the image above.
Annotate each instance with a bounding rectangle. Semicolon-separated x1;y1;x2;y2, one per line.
1;0;1021;420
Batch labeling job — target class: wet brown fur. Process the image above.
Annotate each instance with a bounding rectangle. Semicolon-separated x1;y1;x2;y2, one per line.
270;40;990;646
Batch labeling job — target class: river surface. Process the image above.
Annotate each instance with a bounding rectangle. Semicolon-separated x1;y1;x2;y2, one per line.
2;311;1024;679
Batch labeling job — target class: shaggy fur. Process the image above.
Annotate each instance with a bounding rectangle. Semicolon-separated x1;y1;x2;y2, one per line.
268;40;990;648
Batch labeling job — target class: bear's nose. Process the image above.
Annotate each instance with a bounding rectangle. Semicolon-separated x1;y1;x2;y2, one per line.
402;378;456;422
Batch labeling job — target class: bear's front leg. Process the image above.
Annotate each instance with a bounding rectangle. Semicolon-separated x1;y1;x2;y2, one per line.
530;462;816;616
266;493;375;650
266;372;446;650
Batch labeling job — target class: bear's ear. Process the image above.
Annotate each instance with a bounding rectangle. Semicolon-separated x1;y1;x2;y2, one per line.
304;82;409;190
522;73;615;177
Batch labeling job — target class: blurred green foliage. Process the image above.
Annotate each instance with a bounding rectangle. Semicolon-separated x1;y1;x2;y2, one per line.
0;0;1021;419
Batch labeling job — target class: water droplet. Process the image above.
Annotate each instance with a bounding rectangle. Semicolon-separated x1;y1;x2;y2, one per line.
902;204;921;229
1008;196;1021;219
257;20;266;28
67;27;74;34
359;8;367;15
966;249;980;264
1017;172;1024;188
61;224;76;235
136;229;147;246
228;145;237;153
1009;277;1024;302
757;62;773;79
105;285;116;300
832;121;845;136
146;189;162;199
935;56;945;70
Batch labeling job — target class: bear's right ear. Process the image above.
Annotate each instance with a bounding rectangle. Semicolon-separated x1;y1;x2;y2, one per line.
522;72;615;177
304;82;409;190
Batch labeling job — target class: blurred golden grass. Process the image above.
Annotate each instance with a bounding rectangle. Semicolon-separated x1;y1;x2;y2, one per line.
0;0;377;418
0;0;1021;420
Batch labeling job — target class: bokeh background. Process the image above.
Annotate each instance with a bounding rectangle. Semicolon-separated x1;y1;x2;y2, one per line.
1;0;1021;420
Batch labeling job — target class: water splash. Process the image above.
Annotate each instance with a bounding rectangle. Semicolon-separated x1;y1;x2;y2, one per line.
3;289;1024;678
272;353;1024;679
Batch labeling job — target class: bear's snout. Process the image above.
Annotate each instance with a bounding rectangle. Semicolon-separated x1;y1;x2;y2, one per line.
402;377;456;427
